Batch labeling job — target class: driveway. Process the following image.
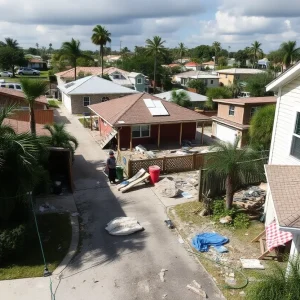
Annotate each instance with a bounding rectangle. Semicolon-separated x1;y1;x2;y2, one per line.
1;106;223;300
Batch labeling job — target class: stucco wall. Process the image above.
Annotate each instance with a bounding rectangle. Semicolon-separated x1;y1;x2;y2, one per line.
217;103;244;124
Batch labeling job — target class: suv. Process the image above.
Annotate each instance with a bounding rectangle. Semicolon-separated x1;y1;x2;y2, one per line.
16;68;40;76
0;82;22;90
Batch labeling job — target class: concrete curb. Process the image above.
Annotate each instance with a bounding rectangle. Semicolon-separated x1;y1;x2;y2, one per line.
52;213;80;275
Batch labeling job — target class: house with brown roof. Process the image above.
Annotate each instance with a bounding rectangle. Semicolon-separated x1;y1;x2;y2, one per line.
211;96;277;147
88;93;210;150
185;62;201;71
262;61;300;271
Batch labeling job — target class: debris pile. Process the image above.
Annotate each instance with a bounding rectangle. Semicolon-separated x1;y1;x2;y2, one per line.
233;186;266;210
156;178;180;198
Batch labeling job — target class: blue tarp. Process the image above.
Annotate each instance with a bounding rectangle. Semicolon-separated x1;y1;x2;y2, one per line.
192;233;229;252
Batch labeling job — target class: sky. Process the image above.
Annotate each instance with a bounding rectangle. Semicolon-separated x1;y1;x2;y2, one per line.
0;0;300;52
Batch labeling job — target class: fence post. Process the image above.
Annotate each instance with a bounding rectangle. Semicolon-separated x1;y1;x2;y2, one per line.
163;156;166;173
127;159;132;178
192;153;196;170
198;168;204;202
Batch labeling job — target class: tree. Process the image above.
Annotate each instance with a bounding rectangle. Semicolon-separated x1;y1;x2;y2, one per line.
250;41;263;67
206;87;233;109
207;138;260;209
218;56;228;67
91;25;112;76
212;41;221;65
145;36;168;91
0;38;25;77
61;38;91;80
249;105;276;150
280;41;300;69
268;49;284;65
44;123;78;158
187;79;207;95
177;42;187;64
48;43;53;53
171;90;191;108
0;105;17;135
190;45;213;62
234;49;250;67
245;72;274;97
229;79;243;98
20;79;48;135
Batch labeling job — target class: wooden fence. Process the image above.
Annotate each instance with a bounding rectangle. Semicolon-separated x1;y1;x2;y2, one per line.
10;109;54;124
124;153;205;178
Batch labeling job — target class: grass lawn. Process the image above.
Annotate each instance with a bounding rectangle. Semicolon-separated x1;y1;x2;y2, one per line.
48;99;60;108
78;117;91;128
0;213;71;280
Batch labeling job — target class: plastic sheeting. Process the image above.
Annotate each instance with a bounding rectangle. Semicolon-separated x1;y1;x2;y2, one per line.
105;217;144;235
192;233;229;252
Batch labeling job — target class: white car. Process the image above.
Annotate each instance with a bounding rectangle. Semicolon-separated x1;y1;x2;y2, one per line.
16;67;40;76
0;71;13;77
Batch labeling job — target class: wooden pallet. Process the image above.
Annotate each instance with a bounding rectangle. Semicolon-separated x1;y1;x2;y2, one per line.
120;172;150;193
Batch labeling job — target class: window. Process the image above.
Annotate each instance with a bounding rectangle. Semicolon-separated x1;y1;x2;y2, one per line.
210;80;214;84
291;112;300;160
83;96;90;107
132;125;150;138
225;74;228;78
250;106;259;117
137;78;143;84
8;85;14;89
102;96;109;102
229;105;235;116
16;85;21;90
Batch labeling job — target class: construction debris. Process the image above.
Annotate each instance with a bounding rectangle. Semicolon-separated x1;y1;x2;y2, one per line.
220;216;232;224
240;258;265;269
159;269;168;282
155;178;179;198
186;280;207;298
105;217;144;235
233;185;266;210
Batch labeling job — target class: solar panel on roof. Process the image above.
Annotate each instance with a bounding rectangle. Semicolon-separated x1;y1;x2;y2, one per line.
143;98;169;116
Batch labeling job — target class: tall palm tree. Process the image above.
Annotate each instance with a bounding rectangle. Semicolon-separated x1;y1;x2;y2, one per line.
250;41;263;67
207;138;260;209
44;123;78;156
91;25;112;76
171;90;191;108
20;78;48;135
280;41;300;69
61;38;91;80
177;42;187;64
212;41;221;68
145;36;167;91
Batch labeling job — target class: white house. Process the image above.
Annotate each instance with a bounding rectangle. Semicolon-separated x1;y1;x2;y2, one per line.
173;71;219;88
264;62;300;270
57;75;139;115
154;89;207;108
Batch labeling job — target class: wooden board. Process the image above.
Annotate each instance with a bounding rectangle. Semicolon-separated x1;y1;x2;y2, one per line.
117;168;146;191
120;173;150;193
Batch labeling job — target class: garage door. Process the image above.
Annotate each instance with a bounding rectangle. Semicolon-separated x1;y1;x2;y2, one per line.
215;123;237;144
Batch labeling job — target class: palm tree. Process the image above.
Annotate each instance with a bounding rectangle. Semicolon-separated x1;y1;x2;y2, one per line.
145;36;167;91
229;79;243;98
207;138;260;209
0;104;17;135
177;42;187;64
171;90;192;108
250;41;263;67
44;123;78;157
49;43;53;52
212;41;221;67
20;78;48;135
4;37;19;49
280;41;300;69
61;38;91;80
91;25;112;76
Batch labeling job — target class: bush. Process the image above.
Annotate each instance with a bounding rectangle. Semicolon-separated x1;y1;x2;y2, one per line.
0;224;27;265
233;213;250;229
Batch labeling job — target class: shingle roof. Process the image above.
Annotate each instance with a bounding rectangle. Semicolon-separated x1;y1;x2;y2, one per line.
3;119;50;136
57;76;139;95
185;62;200;67
88;92;210;126
0;87;47;105
265;165;300;229
211;116;250;130
217;68;265;75
175;70;218;79
213;96;276;105
55;67;103;78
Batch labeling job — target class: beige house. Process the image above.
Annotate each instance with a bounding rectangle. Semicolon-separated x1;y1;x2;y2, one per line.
57;76;139;114
211;96;276;147
217;68;265;86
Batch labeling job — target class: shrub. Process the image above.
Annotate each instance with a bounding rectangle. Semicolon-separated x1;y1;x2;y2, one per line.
233;213;250;229
212;200;237;221
0;224;27;265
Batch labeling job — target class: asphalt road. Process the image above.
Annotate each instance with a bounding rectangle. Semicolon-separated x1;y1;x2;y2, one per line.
53;107;224;300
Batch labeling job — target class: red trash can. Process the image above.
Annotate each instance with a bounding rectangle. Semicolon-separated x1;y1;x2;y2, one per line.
149;165;161;184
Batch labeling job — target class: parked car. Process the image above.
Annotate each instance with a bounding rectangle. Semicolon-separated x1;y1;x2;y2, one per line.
16;67;40;76
0;82;22;90
0;71;13;77
238;91;251;98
